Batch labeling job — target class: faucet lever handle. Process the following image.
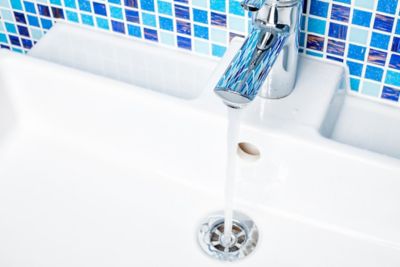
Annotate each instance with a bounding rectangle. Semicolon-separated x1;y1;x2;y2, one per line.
241;0;266;11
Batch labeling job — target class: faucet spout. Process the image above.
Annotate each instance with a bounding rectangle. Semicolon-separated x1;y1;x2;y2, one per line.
214;0;302;108
215;26;289;108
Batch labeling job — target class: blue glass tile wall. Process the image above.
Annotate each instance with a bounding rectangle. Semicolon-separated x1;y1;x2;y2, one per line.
0;0;400;103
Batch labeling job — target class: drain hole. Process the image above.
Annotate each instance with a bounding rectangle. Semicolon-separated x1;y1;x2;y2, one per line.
237;142;261;162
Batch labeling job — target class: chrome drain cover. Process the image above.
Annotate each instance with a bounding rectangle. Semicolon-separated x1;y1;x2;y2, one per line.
198;211;259;261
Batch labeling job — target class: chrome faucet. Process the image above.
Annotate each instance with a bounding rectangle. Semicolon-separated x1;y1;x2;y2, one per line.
214;0;302;108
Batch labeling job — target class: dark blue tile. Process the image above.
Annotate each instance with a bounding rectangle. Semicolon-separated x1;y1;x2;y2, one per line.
14;12;27;24
327;55;344;62
174;4;190;20
377;0;398;15
176;20;191;35
125;9;139;23
159;16;173;31
310;0;329;18
174;0;188;3
330;4;350;22
211;12;226;27
367;49;387;66
370;32;390;50
177;35;191;50
21;38;32;49
352;9;372;27
392;37;400;53
389;54;400;70
328;22;347;40
327;39;345;56
37;4;51;17
347;60;363;76
194;24;208;39
93;2;107;16
365;65;384;81
347;44;366;61
111;20;125;33
143;28;158;41
140;0;155;11
0;44;11;49
381;86;400;101
373;14;394;32
51;7;64;19
17;25;29;37
124;0;138;8
9;35;21;46
306;34;324;51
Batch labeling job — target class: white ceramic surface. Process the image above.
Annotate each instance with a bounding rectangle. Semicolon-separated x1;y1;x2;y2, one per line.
0;24;399;266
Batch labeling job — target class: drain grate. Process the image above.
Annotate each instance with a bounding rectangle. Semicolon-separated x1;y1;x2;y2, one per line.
198;211;258;261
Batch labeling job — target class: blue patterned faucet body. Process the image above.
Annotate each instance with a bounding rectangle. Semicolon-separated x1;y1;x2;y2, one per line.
214;0;302;108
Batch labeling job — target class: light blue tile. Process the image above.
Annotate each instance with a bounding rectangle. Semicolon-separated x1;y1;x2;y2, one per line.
210;27;227;44
30;28;43;40
349;27;368;45
228;15;245;32
212;43;226;57
159;31;175;46
361;81;381;97
1;9;15;22
191;0;207;8
0;0;10;8
354;0;375;10
194;39;209;54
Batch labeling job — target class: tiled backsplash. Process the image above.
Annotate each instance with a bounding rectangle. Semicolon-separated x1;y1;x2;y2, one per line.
0;0;399;104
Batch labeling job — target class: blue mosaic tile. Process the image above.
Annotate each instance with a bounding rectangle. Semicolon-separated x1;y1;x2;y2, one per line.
389;54;400;71
143;27;157;41
111;20;125;33
367;49;387;66
382;86;400;101
377;0;398;15
174;4;190;20
176;20;190;35
348;44;366;61
193;8;208;24
327;39;345;56
310;0;329;18
347;61;363;77
306;34;324;51
140;0;155;12
125;9;139;24
159;16;173;31
124;0;138;8
365;65;384;82
370;32;390;50
330;4;350;23
352;9;372;28
328;22;348;40
177;35;191;49
211;12;226;27
373;14;395;33
1;0;400;103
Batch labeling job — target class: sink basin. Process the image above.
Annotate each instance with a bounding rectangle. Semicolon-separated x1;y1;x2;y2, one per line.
0;24;400;266
321;92;400;159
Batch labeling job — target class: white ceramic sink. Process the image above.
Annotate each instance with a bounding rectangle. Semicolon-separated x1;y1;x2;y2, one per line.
0;24;400;266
